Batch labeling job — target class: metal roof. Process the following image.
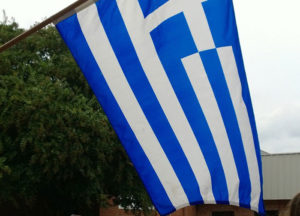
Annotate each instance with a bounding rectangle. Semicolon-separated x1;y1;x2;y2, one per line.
261;150;270;156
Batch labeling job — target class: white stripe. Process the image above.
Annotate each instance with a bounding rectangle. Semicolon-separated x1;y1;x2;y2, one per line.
116;0;215;204
77;4;189;208
182;53;240;205
145;0;215;51
217;46;261;211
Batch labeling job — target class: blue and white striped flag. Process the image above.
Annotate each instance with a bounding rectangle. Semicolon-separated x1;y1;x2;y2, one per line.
56;0;264;215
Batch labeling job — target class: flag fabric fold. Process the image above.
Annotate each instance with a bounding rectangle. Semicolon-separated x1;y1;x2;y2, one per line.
56;0;265;215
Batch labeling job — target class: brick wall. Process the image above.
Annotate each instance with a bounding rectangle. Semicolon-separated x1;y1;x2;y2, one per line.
195;204;254;216
264;200;288;212
99;205;159;216
100;200;289;216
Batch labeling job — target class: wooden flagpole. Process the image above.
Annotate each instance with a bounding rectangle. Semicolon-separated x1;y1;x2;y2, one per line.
0;0;88;53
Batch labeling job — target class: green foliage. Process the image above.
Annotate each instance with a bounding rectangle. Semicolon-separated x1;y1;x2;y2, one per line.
0;21;152;216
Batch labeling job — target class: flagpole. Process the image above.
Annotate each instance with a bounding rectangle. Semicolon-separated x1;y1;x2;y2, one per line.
0;0;88;53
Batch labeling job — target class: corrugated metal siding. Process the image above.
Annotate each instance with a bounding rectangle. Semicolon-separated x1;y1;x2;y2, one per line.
262;153;300;200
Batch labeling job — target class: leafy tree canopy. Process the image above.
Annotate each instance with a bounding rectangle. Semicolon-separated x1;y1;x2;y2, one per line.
0;18;152;216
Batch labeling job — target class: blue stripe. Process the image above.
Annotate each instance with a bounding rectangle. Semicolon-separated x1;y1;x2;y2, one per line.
151;13;229;204
199;49;252;208
96;0;203;205
138;0;169;17
258;193;265;215
56;13;175;215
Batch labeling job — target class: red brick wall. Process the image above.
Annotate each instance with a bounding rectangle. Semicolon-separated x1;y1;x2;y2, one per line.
99;205;159;216
195;204;254;216
264;200;289;215
100;200;289;216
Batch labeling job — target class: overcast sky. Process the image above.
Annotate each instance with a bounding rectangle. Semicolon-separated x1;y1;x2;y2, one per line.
1;0;299;154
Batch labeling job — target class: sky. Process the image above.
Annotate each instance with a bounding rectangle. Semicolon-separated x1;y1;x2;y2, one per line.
0;0;299;154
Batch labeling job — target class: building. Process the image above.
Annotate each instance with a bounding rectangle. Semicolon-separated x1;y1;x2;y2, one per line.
100;152;300;216
262;152;300;216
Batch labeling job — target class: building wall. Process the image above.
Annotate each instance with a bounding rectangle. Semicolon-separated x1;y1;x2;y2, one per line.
99;153;299;216
99;205;159;216
100;200;289;216
262;153;300;200
264;200;289;213
190;204;253;216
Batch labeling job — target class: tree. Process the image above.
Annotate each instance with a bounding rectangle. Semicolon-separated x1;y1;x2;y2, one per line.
0;20;153;216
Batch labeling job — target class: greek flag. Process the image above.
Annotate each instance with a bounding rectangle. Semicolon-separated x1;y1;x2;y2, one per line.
56;0;264;215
